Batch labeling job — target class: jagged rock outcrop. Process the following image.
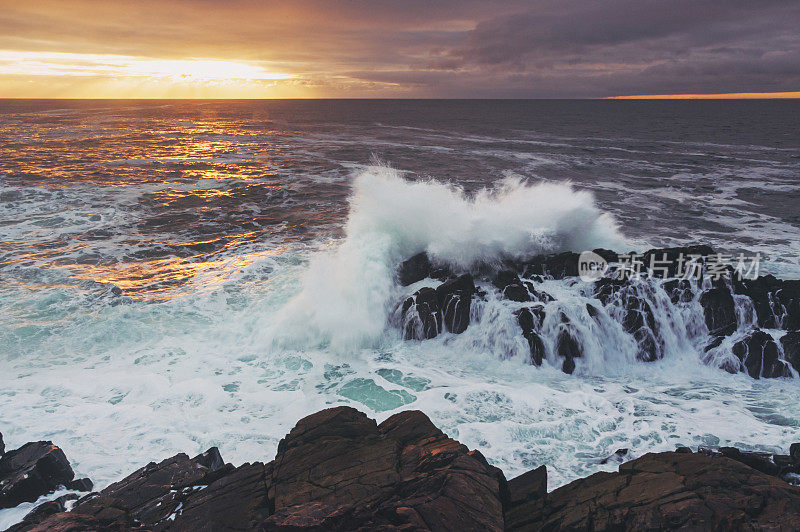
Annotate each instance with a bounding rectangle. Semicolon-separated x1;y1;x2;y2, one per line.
0;441;77;509
698;446;800;481
735;275;800;330
12;408;800;531
398;252;431;286
699;287;737;337
781;331;800;372
394;246;799;379
732;329;792;379
514;451;800;531
25;407;507;531
641;245;714;278
262;407;507;530
400;273;475;339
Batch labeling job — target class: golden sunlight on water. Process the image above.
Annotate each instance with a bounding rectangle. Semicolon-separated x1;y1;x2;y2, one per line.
0;109;334;302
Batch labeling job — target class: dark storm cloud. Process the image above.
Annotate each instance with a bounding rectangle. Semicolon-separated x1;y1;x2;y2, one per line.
439;0;800;96
0;0;797;96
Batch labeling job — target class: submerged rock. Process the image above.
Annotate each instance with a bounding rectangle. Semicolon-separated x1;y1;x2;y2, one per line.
663;278;694;304
392;247;799;381
517;307;547;365
0;441;75;509
556;328;581;374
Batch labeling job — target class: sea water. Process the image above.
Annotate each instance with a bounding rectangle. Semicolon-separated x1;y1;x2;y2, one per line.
1;101;799;512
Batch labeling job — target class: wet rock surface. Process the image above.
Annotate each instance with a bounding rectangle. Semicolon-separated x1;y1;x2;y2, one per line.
732;329;792;379
8;408;800;531
397;252;431;286
699;287;737;337
522;451;800;531
0;441;78;509
395;246;800;378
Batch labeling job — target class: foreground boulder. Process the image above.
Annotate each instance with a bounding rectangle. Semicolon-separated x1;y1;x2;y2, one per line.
64;446;262;530
28;407;507;531
518;451;800;531
0;441;75;509
16;408;800;531
263;407;506;530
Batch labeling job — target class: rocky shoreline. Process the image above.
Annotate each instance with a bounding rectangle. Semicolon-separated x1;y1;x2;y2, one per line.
396;245;800;378
3;406;800;531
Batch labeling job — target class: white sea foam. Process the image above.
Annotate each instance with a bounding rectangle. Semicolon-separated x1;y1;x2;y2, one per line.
270;165;626;350
3;167;800;531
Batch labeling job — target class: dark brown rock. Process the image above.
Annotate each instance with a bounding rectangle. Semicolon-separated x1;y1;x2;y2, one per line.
642;245;714;278
791;443;800;465
511;451;800;531
505;465;547;531
781;331;800;373
5;494;80;532
402;287;441;340
436;274;475;334
19;512;107;532
262;407;506;531
699;287;737;337
521;252;580;279
732;329;792;379
737;275;800;330
397;252;431;286
0;441;74;509
65;446;239;529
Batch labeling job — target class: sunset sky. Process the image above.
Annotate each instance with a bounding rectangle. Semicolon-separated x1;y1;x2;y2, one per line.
1;0;798;98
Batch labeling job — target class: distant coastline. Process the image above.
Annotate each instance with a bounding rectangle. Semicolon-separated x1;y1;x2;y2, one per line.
607;91;800;99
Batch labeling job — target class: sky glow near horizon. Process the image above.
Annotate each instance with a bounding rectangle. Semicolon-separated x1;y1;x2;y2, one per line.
0;0;797;98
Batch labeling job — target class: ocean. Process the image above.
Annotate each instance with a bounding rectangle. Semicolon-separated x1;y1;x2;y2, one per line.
1;99;799;509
